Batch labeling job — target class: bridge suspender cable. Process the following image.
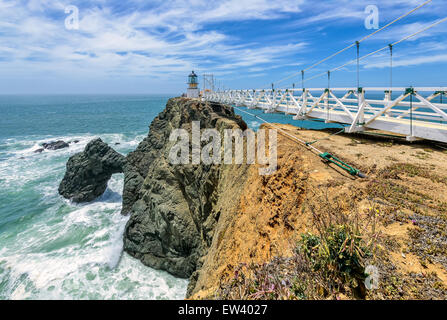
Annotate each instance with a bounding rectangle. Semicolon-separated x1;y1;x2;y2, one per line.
336;17;447;74
303;0;433;73
301;70;304;90
281;16;447;89
356;41;360;89
389;44;393;93
264;0;433;89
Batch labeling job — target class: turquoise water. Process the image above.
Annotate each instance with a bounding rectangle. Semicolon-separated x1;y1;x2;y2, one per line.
0;95;188;300
0;94;336;300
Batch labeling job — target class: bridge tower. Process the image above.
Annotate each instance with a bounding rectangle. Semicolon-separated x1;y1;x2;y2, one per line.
187;71;199;98
202;74;215;93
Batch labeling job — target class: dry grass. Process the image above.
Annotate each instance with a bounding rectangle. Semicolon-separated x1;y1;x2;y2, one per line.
215;193;379;300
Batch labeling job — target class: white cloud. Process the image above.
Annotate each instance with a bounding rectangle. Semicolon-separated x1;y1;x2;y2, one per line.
0;0;308;82
0;0;445;92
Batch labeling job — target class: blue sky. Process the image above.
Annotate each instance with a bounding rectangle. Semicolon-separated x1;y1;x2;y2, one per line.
0;0;446;94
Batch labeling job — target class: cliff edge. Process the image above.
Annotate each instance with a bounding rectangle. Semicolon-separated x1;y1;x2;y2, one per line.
122;98;249;286
59;98;447;299
190;124;447;299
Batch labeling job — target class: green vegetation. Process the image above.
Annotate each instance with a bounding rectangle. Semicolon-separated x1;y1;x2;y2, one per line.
299;224;371;297
216;196;377;300
216;161;447;300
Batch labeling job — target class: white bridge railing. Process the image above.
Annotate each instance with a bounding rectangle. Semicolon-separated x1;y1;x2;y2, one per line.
203;87;447;143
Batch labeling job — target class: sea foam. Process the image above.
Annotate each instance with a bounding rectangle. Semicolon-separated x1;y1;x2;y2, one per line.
0;132;188;300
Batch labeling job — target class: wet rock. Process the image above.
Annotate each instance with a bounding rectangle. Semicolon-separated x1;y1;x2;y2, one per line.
58;138;125;203
34;148;44;154
42;140;69;150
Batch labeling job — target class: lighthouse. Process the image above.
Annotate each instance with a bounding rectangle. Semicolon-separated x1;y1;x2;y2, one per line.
187;71;199;98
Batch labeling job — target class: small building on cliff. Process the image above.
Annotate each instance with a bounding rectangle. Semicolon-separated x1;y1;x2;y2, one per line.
187;71;199;98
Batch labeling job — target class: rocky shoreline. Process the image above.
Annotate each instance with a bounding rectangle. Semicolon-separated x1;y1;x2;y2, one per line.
59;97;447;299
59;98;250;294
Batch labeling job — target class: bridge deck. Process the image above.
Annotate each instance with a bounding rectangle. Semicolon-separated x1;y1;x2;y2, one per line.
204;87;447;143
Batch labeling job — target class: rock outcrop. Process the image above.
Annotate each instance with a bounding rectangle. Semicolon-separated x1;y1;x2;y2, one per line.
59;138;125;203
57;97;447;300
57;98;250;291
122;98;249;280
42;140;69;150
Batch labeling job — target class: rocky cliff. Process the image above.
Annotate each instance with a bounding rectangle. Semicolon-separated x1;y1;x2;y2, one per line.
122;98;249;289
59;98;250;290
59;98;447;300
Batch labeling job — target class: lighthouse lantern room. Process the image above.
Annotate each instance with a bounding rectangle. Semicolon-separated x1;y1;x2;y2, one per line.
187;71;199;98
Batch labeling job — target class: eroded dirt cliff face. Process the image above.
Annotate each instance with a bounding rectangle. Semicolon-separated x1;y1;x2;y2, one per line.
189;124;447;300
122;98;250;279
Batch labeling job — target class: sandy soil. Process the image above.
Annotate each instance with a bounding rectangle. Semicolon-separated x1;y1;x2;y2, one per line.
190;125;447;299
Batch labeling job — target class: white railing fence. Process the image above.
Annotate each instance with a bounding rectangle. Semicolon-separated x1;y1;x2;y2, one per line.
203;87;447;143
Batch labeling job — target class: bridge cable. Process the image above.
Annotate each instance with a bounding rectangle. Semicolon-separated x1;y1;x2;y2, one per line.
356;41;360;89
356;41;361;113
263;0;433;89
301;70;304;90
303;0;433;73
327;71;331;120
389;44;393;93
305;127;347;146
410;91;414;137
278;16;447;89
232;106;366;178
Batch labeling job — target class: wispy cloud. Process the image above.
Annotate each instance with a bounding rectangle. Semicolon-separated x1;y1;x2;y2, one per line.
0;0;445;93
0;1;307;78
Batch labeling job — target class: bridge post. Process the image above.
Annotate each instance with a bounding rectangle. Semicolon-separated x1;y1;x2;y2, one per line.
324;88;330;123
248;89;256;109
346;88;366;133
265;89;276;113
385;90;392;102
358;88;365;124
293;89;308;120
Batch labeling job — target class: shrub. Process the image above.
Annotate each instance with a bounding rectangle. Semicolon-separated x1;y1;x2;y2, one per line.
215;192;378;300
298;224;372;297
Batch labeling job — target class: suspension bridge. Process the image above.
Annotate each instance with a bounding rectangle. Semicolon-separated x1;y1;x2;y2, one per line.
203;1;447;144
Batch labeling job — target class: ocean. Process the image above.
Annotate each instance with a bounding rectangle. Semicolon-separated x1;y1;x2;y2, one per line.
0;95;188;300
0;94;335;300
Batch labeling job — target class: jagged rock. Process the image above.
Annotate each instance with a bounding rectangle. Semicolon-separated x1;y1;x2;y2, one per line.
42;140;69;150
34;148;44;153
57;98;248;284
122;98;248;278
58;138;125;203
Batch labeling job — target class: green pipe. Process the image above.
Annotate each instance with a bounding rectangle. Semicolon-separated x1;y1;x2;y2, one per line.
319;152;366;178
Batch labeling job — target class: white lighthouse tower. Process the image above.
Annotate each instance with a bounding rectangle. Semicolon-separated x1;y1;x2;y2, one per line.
187;71;199;98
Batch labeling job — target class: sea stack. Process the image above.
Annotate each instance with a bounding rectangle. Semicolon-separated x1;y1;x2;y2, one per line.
58;138;126;203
